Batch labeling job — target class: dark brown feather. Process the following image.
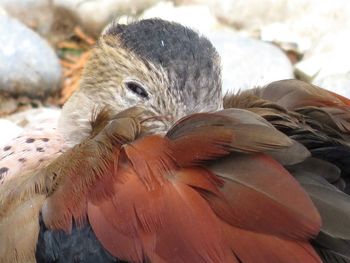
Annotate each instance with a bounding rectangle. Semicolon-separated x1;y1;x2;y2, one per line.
224;79;350;263
85;111;322;262
207;153;321;239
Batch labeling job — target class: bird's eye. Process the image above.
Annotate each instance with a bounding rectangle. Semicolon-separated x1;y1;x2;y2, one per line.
125;81;149;99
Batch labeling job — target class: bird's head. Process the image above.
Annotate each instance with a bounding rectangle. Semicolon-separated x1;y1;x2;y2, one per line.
59;19;222;146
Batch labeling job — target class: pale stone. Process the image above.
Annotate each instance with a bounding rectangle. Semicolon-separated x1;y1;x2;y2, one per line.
141;1;222;34
0;0;54;35
54;0;158;36
0;16;61;97
295;30;350;83
177;0;350;56
295;52;350;82
314;73;350;98
207;32;294;93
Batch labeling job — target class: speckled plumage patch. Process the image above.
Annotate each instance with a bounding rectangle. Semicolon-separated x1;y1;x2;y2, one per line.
0;127;67;184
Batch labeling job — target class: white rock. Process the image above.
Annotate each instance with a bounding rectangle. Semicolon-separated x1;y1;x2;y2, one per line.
141;2;222;34
175;0;290;29
0;16;61;97
260;1;350;54
54;0;158;36
179;0;350;55
295;30;350;82
313;73;350;98
0;5;6;16
295;52;350;82
260;23;312;54
0;0;54;35
6;108;61;129
306;30;350;58
207;31;294;93
0;119;23;147
282;0;350;52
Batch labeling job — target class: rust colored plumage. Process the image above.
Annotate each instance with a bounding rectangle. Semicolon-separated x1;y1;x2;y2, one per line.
0;104;325;263
2;107;324;263
86;111;322;263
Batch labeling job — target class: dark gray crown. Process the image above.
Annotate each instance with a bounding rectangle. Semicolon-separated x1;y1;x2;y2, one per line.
105;19;222;112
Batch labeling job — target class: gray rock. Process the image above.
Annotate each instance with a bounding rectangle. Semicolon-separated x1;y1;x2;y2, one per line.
0;0;54;35
54;0;158;36
0;16;61;98
313;73;350;98
207;32;294;93
0;119;23;147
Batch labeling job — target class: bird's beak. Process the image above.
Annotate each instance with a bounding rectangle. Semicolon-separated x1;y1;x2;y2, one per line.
109;106;174;136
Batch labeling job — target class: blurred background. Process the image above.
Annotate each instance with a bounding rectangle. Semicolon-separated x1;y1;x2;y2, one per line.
0;0;350;144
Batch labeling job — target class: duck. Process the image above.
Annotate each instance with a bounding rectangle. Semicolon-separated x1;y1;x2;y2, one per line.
0;18;349;263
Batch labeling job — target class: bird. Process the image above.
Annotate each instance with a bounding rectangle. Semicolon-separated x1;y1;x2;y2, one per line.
0;18;349;263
